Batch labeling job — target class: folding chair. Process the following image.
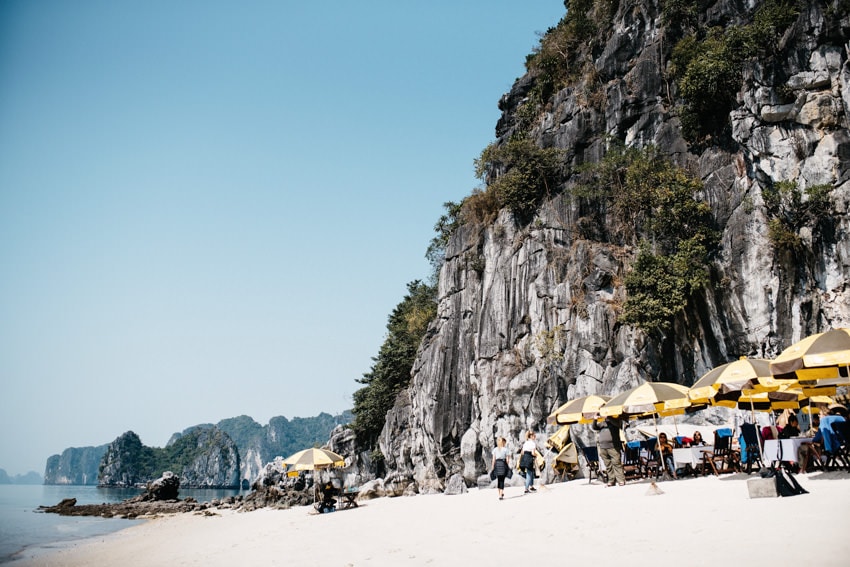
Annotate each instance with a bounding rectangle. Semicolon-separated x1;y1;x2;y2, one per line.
739;423;764;474
703;429;739;475
822;417;850;471
642;438;661;479
580;445;606;484
622;442;644;481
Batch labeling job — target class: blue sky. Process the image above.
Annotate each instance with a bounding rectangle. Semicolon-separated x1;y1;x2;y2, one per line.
0;0;566;475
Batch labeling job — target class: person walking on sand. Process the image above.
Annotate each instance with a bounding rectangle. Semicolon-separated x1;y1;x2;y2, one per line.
592;416;625;486
490;436;511;500
519;431;539;493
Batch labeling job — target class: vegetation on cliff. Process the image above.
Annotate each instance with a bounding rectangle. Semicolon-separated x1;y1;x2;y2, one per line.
351;280;437;451
574;144;718;334
667;0;801;141
763;180;834;252
99;428;238;486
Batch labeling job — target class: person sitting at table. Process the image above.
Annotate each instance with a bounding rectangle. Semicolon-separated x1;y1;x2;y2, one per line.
658;433;677;480
798;414;821;473
690;431;706;446
779;414;800;439
319;481;337;513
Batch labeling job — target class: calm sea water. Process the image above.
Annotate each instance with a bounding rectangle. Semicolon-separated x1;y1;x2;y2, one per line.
0;485;244;564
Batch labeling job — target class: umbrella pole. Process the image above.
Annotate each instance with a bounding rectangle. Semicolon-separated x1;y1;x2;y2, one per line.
750;398;765;463
654;413;662;479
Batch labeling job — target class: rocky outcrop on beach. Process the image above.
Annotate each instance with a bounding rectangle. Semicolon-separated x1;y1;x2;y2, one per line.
375;0;850;489
39;468;319;519
44;444;108;485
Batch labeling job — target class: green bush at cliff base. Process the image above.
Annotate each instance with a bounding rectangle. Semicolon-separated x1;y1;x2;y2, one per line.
351;280;437;450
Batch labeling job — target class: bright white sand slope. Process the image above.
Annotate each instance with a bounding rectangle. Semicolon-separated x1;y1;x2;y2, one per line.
12;471;850;567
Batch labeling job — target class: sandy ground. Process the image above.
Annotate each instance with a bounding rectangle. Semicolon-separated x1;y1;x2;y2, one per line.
10;470;850;567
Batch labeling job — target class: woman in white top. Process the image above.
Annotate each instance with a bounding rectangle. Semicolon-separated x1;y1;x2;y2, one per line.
490;437;511;500
519;431;538;493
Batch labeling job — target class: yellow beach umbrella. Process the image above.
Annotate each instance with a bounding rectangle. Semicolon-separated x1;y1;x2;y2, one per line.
689;358;792;406
736;387;807;411
282;447;346;472
546;424;572;452
801;395;835;415
599;382;691;418
547;395;611;425
770;328;850;381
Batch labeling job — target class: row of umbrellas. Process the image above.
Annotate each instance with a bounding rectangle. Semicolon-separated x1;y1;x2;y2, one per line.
548;328;850;426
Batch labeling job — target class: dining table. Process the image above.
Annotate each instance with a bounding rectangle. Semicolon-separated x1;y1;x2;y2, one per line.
672;445;713;468
338;487;360;509
762;437;809;465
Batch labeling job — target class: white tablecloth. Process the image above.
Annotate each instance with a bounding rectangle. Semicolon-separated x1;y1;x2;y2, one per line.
762;438;809;463
673;445;713;467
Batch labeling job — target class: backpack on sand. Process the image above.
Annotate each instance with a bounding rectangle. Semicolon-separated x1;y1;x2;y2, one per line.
775;468;807;497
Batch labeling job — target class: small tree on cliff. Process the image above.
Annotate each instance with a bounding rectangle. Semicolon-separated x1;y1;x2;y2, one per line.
351;280;436;451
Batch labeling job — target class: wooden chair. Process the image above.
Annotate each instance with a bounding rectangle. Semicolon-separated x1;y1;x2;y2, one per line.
641;438;662;480
739;423;764;474
622;443;643;481
580;445;606;484
822;418;850;471
702;430;739;475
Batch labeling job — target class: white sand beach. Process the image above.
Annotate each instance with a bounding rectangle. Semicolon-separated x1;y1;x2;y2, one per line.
12;471;850;567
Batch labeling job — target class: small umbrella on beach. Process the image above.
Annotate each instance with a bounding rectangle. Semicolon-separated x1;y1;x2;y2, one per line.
283;448;346;472
283;448;347;508
283;447;345;469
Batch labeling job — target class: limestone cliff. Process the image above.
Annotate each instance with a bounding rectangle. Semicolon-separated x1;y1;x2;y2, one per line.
98;428;241;488
377;0;850;490
171;412;353;483
44;445;107;485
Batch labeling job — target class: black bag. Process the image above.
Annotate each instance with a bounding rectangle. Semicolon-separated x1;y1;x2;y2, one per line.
506;466;513;479
490;469;496;481
775;468;808;497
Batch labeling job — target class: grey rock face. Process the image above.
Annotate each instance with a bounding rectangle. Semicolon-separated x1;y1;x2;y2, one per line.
98;428;241;488
377;1;850;489
44;445;108;485
176;428;241;489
